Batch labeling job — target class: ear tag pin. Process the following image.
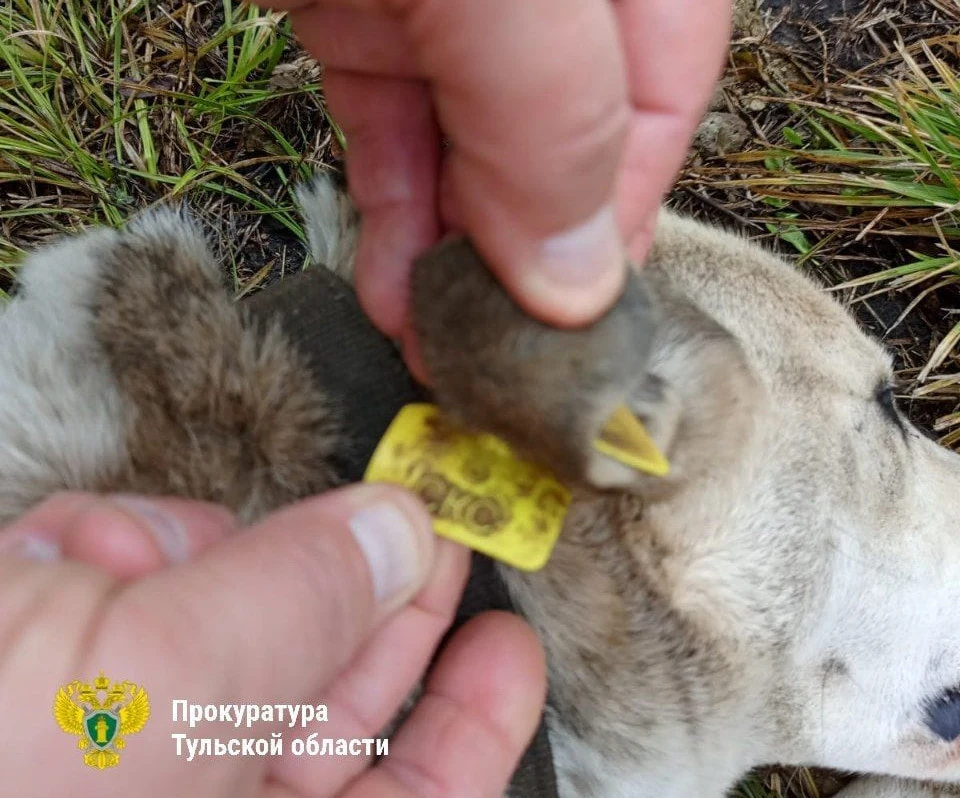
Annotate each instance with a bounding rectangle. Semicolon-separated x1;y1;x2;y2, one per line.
594;405;670;477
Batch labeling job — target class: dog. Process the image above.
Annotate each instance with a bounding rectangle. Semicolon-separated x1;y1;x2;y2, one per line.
3;173;960;798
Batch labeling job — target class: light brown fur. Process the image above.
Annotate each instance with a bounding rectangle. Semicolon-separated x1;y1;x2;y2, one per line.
92;211;340;521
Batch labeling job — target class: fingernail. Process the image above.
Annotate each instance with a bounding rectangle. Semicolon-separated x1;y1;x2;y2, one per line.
111;496;190;563
349;500;424;604
16;536;61;562
521;205;627;324
540;204;621;282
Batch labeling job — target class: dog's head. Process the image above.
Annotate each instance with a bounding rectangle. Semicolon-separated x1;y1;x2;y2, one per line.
412;212;960;782
647;215;960;782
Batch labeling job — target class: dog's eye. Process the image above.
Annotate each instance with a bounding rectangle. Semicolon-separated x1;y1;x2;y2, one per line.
875;383;904;430
877;384;897;414
925;688;960;741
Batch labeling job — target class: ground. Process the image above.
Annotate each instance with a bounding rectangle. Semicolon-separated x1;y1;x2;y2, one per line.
2;1;960;796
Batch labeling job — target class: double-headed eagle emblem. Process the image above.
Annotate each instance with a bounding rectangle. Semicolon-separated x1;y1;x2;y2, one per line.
54;672;150;769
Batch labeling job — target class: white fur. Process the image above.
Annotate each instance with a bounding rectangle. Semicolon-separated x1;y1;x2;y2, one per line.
0;230;127;521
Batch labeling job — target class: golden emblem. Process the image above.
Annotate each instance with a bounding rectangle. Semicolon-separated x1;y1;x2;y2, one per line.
54;672;150;769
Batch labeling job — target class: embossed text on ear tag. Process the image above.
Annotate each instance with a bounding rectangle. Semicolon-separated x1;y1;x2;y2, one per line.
594;404;670;477
364;403;571;572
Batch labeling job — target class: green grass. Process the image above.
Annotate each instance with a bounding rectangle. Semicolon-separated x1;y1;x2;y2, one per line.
0;0;338;294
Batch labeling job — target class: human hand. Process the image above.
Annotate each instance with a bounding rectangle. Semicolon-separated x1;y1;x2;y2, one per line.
265;0;731;375
1;487;545;797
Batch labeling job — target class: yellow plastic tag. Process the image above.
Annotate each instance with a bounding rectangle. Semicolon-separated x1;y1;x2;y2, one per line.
364;404;571;572
593;404;670;477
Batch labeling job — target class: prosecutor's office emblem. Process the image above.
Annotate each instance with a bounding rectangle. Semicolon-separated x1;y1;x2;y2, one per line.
54;672;150;769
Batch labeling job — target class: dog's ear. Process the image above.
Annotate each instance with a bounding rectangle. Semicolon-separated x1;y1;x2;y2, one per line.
410;236;757;493
633;281;759;498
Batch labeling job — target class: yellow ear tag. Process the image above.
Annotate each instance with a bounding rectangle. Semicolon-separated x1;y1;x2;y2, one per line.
593;404;670;477
363;403;571;572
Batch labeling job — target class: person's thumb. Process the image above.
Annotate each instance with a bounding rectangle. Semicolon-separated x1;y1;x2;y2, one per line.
408;0;632;327
93;483;437;704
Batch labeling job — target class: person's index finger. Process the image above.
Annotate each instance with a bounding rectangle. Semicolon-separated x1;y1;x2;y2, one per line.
94;484;436;704
616;0;731;113
323;70;440;340
614;0;732;261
